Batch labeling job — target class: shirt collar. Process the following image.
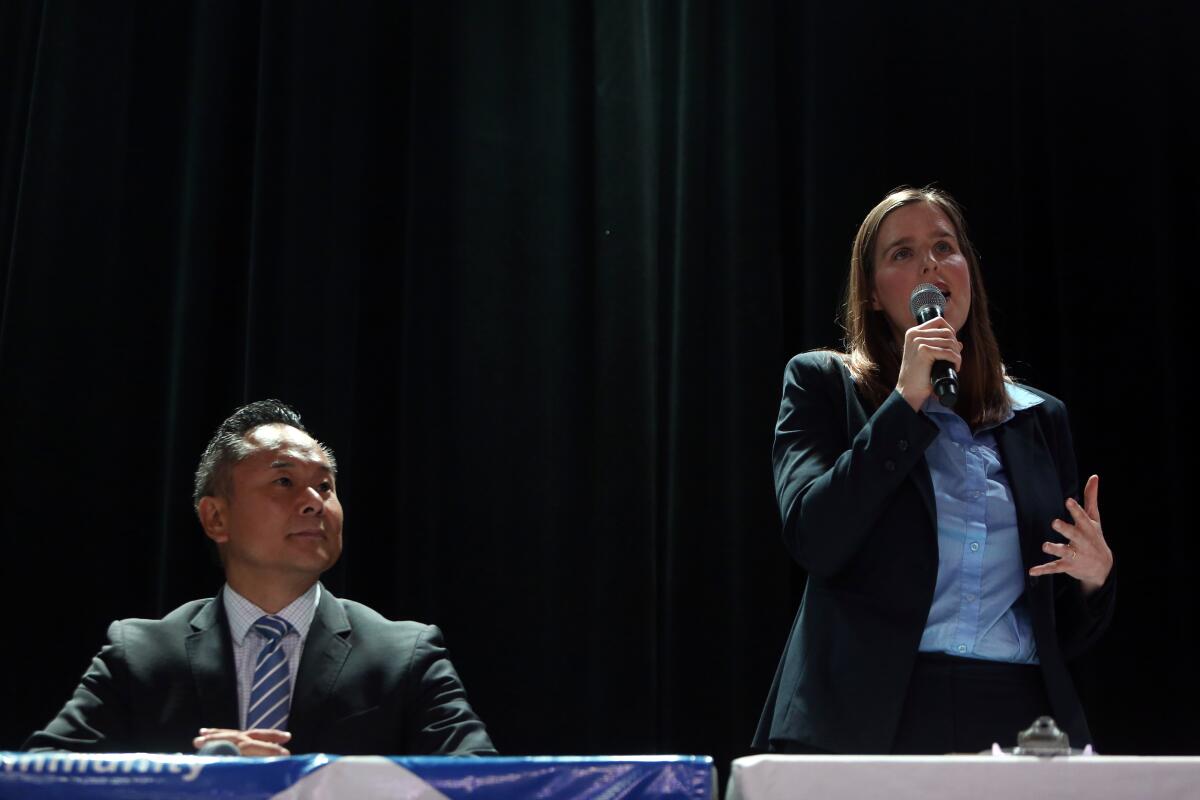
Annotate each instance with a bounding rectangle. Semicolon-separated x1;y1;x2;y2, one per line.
921;381;1044;428
222;582;321;645
1005;382;1044;411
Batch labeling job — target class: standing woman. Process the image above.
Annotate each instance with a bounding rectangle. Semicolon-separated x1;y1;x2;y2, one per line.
754;186;1114;754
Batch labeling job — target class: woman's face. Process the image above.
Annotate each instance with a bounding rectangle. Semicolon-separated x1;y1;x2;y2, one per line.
870;201;972;342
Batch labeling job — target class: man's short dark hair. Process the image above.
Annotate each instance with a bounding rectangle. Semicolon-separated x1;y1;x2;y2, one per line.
192;399;338;511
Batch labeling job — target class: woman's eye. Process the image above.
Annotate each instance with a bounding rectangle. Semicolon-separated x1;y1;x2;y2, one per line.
935;240;952;253
892;248;911;261
275;477;292;487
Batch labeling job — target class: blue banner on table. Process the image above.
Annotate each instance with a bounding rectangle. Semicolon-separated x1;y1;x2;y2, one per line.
0;753;715;799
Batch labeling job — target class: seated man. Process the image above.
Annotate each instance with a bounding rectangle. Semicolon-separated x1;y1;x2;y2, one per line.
25;400;495;756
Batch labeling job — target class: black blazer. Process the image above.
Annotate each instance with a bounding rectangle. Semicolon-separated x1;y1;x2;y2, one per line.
25;585;496;755
754;352;1114;753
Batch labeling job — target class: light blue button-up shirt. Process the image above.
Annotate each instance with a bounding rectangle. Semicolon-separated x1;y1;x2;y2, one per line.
917;383;1044;664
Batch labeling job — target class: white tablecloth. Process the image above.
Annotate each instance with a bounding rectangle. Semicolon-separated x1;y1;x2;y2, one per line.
727;753;1200;800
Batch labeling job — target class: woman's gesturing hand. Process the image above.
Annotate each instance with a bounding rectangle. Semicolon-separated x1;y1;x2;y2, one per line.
1028;474;1114;595
895;317;963;412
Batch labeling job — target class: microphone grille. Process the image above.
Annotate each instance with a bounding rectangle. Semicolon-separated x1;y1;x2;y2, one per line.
909;283;946;319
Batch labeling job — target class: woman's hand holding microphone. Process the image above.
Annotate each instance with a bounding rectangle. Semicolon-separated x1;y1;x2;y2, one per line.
895;317;963;413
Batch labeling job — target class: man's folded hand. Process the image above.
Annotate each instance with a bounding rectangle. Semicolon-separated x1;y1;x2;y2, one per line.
193;727;292;756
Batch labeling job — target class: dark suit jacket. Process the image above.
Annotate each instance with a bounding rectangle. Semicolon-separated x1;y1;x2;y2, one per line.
754;352;1115;754
25;585;496;755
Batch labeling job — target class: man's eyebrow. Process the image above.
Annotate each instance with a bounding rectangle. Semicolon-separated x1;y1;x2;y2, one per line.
269;459;331;472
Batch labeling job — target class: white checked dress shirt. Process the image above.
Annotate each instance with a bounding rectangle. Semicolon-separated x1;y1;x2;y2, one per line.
222;583;320;730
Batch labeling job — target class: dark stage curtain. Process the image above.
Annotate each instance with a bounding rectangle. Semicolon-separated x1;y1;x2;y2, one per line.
2;0;1197;768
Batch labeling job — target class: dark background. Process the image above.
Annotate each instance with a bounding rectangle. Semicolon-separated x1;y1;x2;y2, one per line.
2;0;1197;775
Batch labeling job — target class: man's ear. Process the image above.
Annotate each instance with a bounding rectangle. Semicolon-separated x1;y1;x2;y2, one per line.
197;495;231;544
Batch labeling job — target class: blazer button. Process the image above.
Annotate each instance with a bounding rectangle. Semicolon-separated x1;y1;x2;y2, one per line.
884;459;896;472
898;439;909;451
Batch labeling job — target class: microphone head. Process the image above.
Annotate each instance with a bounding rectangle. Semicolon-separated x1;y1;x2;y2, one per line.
909;282;946;321
197;739;242;757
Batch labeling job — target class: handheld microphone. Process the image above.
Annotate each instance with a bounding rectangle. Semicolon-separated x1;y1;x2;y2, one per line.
908;283;958;408
197;739;241;757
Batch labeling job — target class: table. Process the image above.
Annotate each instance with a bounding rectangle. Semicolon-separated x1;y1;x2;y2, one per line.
727;753;1200;800
0;753;715;800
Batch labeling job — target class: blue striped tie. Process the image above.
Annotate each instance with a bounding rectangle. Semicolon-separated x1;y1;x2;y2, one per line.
247;615;293;731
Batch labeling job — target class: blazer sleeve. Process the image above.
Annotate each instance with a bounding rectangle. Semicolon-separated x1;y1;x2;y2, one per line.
773;352;940;579
1040;397;1116;659
23;621;133;752
403;625;497;755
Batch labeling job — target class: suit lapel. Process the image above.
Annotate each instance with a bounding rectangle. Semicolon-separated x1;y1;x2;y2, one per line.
185;597;239;730
910;460;937;534
995;409;1062;569
288;586;353;744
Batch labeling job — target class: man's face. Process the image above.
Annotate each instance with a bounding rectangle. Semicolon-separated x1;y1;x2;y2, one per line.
201;424;344;584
